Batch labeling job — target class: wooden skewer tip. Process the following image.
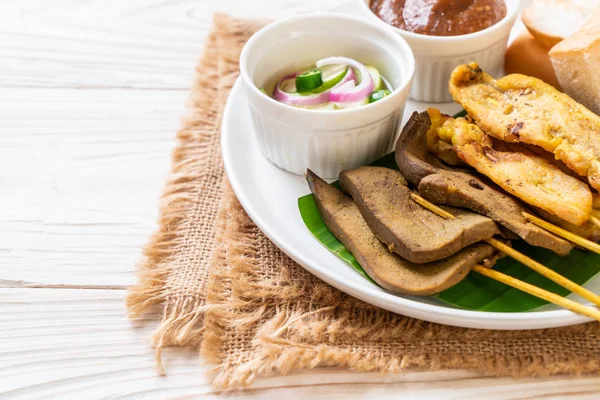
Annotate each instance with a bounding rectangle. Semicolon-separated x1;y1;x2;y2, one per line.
410;193;456;219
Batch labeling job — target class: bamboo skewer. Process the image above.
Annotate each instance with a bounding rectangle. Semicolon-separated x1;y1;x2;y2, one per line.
410;193;600;308
472;265;600;322
410;193;455;219
590;216;600;230
522;212;600;255
485;237;600;307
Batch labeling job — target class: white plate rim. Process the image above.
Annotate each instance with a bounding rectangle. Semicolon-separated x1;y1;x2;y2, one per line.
222;78;592;330
221;0;593;329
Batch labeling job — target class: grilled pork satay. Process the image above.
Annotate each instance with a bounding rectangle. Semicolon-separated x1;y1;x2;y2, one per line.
449;63;600;192
425;109;464;166
306;169;499;296
338;166;500;264
396;111;574;255
492;140;585;181
426;108;593;226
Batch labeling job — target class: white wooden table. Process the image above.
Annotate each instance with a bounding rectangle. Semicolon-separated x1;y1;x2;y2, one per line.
3;1;600;398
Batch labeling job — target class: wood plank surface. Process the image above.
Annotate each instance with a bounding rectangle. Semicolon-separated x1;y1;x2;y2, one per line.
3;289;600;400
5;0;600;398
0;0;345;89
0;0;342;287
0;88;182;287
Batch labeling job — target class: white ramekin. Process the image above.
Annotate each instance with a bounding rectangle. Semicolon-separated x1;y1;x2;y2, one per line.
357;0;520;102
239;13;415;179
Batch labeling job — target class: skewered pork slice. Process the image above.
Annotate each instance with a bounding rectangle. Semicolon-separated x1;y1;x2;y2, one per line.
307;169;500;296
339;166;500;264
449;62;600;193
395;111;574;255
426;108;593;225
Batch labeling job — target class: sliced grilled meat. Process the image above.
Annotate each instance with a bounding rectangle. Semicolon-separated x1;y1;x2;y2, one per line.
339;166;500;264
307;169;499;296
395;111;574;256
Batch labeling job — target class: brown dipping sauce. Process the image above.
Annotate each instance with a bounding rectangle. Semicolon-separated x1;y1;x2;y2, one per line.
370;0;507;36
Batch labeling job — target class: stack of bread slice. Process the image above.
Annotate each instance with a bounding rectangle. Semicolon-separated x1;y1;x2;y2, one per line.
508;0;600;115
548;8;600;116
522;0;597;48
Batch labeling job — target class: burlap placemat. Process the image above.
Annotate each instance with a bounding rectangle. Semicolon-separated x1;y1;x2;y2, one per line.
128;14;600;389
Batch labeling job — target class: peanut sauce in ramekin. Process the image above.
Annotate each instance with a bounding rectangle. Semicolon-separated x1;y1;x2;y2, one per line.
370;0;507;36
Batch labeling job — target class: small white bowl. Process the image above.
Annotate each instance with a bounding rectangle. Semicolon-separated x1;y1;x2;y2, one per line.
357;0;520;102
239;13;415;179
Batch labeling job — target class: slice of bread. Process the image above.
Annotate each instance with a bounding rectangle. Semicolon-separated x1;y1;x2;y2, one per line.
549;10;600;115
522;0;598;48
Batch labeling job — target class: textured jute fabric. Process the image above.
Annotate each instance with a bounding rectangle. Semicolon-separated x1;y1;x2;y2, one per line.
128;14;600;388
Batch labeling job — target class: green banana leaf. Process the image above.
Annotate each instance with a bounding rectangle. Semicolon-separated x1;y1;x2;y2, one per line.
297;153;600;312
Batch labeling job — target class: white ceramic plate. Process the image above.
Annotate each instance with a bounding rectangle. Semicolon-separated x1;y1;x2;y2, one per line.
221;1;597;330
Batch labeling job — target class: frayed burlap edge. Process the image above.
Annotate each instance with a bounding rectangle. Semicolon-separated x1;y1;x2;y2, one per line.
202;190;600;388
126;13;268;374
129;14;600;389
126;14;225;369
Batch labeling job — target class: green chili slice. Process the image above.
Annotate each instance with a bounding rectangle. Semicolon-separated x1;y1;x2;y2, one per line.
368;89;391;103
296;69;323;92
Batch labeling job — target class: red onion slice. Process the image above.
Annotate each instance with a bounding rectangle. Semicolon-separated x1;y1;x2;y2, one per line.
316;57;374;103
333;81;357;94
273;73;327;106
272;68;357;107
